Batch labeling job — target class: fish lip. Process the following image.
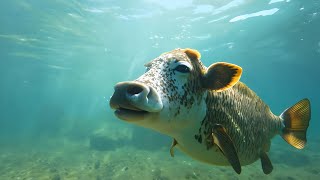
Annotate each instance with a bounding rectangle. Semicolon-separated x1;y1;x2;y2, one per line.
113;107;151;121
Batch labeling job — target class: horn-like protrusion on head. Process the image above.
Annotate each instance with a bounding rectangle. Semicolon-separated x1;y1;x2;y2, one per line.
184;48;201;60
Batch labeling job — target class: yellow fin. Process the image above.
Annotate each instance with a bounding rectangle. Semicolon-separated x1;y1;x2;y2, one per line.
184;48;201;60
280;98;311;149
202;62;242;92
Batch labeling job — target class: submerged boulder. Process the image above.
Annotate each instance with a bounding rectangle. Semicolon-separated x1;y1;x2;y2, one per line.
89;134;119;151
89;125;133;151
89;123;169;151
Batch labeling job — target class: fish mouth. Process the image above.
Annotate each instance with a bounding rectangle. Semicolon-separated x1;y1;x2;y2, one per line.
111;105;151;122
109;81;163;122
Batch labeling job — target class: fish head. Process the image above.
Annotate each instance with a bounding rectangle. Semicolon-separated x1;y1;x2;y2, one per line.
109;48;242;135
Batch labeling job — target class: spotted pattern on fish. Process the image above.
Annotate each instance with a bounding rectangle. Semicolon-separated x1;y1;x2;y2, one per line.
195;82;282;164
136;49;206;119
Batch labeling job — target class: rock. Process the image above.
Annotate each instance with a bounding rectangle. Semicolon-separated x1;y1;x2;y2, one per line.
89;134;118;151
185;172;198;179
94;161;100;169
151;169;162;178
51;174;61;180
89;126;133;151
121;166;129;171
287;176;296;180
49;168;58;173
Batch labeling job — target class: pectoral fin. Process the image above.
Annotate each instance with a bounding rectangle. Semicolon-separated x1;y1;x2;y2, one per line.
202;62;242;92
212;124;241;174
170;138;178;157
260;152;273;174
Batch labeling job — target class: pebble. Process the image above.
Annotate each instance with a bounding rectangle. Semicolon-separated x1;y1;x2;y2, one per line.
94;161;101;169
122;166;129;171
51;174;61;180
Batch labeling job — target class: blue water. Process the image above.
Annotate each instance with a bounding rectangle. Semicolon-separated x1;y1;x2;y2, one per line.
0;0;319;179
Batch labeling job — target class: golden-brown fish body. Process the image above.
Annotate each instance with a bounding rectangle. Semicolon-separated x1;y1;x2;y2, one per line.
175;82;281;166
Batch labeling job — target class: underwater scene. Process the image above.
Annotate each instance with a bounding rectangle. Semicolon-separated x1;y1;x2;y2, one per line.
0;0;319;179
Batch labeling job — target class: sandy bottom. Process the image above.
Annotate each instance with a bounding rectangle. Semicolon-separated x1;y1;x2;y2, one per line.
0;137;319;180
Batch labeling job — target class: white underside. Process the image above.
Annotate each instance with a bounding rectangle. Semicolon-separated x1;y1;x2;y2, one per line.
173;124;261;167
174;131;230;166
176;140;230;166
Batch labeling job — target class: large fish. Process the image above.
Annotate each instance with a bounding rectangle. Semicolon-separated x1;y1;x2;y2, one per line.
110;48;311;174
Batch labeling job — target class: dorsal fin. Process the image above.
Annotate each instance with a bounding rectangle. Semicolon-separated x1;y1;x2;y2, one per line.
184;48;201;60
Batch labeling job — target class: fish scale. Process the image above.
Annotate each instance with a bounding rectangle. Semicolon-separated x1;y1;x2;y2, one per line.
200;82;282;165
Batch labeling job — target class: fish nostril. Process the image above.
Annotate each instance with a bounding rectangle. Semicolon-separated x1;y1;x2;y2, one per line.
127;85;144;96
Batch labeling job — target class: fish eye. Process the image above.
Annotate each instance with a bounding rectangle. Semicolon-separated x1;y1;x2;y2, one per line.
174;64;190;73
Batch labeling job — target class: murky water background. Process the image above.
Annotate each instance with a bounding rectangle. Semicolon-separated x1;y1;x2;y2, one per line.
0;0;319;179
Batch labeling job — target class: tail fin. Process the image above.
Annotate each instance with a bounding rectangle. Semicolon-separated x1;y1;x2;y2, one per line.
280;98;311;149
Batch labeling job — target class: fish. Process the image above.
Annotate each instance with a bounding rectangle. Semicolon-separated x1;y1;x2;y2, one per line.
109;48;311;174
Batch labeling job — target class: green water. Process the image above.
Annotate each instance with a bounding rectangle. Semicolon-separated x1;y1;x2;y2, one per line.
0;0;319;179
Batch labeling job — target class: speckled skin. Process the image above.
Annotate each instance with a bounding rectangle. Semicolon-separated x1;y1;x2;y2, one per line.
115;49;283;166
137;49;206;122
